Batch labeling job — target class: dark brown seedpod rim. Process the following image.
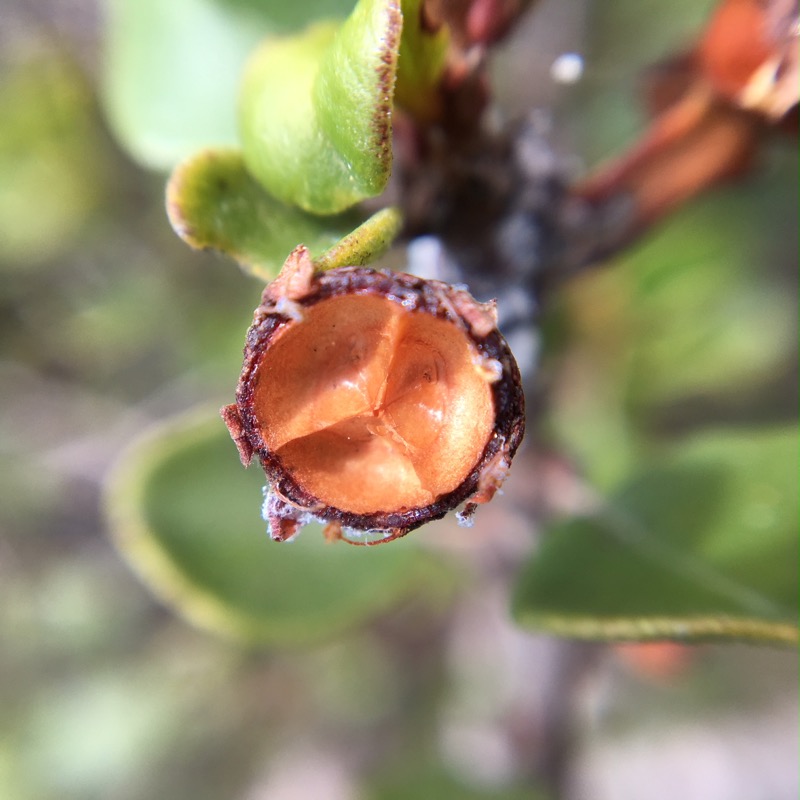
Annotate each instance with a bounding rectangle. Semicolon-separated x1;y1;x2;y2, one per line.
222;246;525;545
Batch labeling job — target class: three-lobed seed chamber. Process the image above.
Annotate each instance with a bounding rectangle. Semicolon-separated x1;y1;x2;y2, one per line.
222;247;525;544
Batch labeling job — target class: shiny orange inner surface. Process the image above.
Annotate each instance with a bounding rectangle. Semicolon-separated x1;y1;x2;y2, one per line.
254;295;495;514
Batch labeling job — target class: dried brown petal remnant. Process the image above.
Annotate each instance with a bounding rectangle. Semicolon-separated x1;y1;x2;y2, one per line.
222;246;525;545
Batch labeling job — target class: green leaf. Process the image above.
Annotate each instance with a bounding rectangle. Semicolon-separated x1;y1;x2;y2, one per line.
239;0;402;213
167;149;402;280
512;427;799;645
103;0;273;170
314;206;404;270
105;409;448;645
394;0;450;123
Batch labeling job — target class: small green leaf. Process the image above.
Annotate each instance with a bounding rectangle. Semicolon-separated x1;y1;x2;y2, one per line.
512;427;799;645
166;148;355;280
167;149;402;280
105;409;448;645
239;0;402;213
394;0;450;123
315;206;404;270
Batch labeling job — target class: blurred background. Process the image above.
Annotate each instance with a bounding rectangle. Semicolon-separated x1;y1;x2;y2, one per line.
0;0;797;798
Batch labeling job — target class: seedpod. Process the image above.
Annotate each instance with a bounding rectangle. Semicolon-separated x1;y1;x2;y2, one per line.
222;246;525;544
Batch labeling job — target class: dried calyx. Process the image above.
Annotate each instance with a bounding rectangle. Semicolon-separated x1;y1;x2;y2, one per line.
222;246;525;545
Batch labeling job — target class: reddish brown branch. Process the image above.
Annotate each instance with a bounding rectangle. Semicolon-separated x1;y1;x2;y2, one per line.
575;0;798;250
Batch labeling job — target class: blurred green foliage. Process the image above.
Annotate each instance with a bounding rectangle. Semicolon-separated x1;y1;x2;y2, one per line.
0;61;103;267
